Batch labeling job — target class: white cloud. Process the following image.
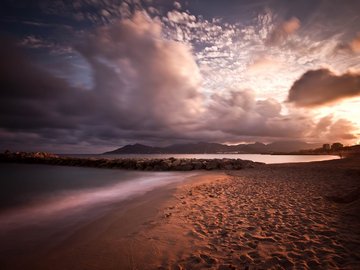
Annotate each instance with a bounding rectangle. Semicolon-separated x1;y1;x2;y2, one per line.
19;35;73;54
77;11;204;127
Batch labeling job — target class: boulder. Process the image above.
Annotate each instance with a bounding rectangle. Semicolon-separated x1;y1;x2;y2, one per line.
0;151;263;171
172;159;181;167
206;160;219;170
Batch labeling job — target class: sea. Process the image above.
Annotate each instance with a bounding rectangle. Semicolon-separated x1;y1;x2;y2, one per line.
0;163;197;259
0;154;338;262
0;154;338;257
98;153;339;164
0;154;338;216
0;163;194;226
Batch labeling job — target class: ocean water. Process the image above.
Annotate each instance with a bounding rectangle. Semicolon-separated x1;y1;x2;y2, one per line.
0;154;338;232
0;163;193;231
0;155;339;261
75;153;340;164
0;163;200;264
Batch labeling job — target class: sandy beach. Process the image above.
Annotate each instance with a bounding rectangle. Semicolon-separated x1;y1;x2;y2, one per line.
1;157;360;270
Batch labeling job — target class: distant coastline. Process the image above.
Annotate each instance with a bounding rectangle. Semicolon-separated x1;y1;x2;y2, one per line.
103;141;323;155
103;141;360;157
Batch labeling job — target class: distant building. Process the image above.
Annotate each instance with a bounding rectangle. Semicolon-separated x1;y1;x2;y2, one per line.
322;144;331;151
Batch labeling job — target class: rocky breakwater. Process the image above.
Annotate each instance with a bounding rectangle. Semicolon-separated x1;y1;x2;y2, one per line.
0;151;264;171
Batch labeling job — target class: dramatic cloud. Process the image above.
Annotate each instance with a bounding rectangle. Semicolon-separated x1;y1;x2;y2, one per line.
311;116;357;141
205;90;311;139
0;39;78;129
267;17;300;45
76;11;204;127
0;12;205;152
19;35;73;55
350;34;360;53
336;33;360;54
246;57;282;75
288;69;360;107
1;1;359;152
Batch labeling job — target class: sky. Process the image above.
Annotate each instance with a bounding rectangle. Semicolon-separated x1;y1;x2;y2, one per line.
1;0;360;153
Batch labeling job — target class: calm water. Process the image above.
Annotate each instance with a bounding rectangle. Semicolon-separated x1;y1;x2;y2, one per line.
0;155;339;258
86;153;339;164
0;154;338;232
0;164;199;262
0;163;194;230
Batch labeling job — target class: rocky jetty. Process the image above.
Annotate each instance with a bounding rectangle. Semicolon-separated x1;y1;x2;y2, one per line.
0;151;263;171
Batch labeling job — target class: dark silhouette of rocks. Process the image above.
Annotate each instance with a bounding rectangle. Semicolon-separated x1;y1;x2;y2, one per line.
0;151;263;171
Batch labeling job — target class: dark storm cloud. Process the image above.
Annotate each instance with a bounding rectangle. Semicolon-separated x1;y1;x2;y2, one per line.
0;13;205;152
0;38;79;130
288;69;360;107
1;6;358;153
205;90;312;139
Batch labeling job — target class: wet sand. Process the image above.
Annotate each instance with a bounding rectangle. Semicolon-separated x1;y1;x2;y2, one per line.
1;157;360;269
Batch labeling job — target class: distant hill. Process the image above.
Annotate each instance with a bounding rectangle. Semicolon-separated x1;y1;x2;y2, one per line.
111;143;163;154
265;141;321;153
104;141;322;155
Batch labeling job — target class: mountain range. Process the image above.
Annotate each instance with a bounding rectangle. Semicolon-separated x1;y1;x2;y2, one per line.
104;141;322;155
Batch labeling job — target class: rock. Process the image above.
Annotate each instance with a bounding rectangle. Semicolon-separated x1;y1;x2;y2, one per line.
172;159;181;167
136;161;145;170
179;162;193;171
224;164;233;170
160;160;172;170
206;160;219;170
0;151;262;171
193;161;204;170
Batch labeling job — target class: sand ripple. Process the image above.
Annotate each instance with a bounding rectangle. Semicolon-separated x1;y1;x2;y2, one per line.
148;160;360;269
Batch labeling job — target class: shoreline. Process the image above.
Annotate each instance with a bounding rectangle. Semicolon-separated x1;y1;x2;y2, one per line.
1;157;359;269
1;151;345;171
0;171;214;270
0;151;263;171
